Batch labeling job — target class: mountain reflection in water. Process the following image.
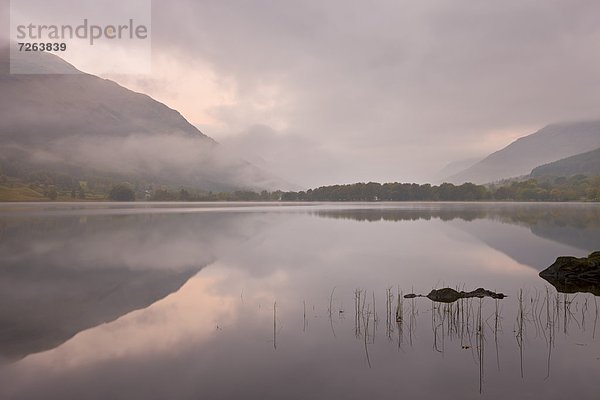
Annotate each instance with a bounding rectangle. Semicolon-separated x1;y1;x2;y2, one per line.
0;211;257;361
0;202;598;400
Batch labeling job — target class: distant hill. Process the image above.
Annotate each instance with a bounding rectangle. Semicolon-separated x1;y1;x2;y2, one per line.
531;147;600;178
0;49;287;192
447;120;600;184
433;157;481;184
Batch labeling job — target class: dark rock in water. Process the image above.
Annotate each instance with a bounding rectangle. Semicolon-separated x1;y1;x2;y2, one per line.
539;251;600;296
467;288;506;300
540;251;600;278
426;288;462;303
403;287;506;303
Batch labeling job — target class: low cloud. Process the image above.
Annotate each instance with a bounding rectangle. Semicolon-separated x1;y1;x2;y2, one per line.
2;132;290;191
220;125;349;188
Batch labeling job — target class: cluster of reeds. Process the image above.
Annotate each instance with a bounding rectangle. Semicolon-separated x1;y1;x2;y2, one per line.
282;284;597;386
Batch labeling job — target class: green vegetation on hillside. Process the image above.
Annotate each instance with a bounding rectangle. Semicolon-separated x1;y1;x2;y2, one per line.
125;175;600;202
2;170;600;202
489;175;600;201
108;184;136;201
281;176;600;202
0;183;47;201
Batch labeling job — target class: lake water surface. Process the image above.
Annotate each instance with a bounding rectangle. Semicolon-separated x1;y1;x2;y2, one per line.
0;202;599;399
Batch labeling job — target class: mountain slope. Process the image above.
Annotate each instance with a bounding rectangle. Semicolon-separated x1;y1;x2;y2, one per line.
0;49;286;191
531;147;600;177
447;120;600;184
2;51;214;145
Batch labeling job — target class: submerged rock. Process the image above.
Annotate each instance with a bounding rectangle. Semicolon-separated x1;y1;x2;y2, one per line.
539;251;600;296
426;288;462;303
403;287;506;303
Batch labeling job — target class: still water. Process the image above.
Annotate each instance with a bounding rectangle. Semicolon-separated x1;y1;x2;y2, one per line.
0;202;599;399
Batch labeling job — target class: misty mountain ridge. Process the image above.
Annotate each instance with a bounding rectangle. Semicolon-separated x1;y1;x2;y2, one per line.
447;120;600;184
531;147;600;178
0;49;288;192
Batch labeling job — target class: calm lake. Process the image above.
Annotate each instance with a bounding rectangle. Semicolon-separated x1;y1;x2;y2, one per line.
0;202;599;399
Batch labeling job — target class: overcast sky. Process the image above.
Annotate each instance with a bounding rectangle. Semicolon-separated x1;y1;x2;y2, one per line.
5;0;600;187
